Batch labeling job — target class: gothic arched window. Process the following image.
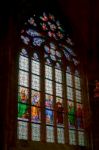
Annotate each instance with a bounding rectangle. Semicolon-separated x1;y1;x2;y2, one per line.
17;12;85;146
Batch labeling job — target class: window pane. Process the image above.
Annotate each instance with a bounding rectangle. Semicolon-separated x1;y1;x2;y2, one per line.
31;90;40;105
66;73;73;87
67;87;73;100
45;94;53;109
32;60;40;75
69;130;76;145
32;123;40;141
19;55;29;71
55;69;62;83
31;75;40;90
68;101;75;129
17;121;28;140
19;70;29;87
46;126;54;142
75;76;81;89
56;83;62;97
31;106;41;123
46;109;54;124
57;128;64;143
45;79;53;94
18;86;29;103
75;90;81;102
78;131;85;146
45;65;52;80
56;98;64;125
18;103;29;121
77;104;83;129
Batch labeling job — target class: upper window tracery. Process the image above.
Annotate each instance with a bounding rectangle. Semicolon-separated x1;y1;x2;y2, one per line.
17;12;86;147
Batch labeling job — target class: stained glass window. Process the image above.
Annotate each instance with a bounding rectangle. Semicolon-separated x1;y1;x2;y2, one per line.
17;12;87;147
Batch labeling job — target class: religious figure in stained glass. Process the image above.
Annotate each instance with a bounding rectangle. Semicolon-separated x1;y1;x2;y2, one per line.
18;88;29;119
76;104;83;129
56;98;64;124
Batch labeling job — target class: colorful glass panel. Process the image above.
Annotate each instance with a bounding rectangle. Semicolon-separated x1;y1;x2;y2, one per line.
46;109;53;124
69;130;76;145
56;98;64;125
19;55;29;71
45;94;53;109
19;70;29;87
67;87;73;100
45;79;53;94
68;101;75;128
18;86;29;103
32;124;40;141
33;37;45;46
45;65;52;80
46;126;54;142
31;75;40;90
57;128;64;143
32;60;40;75
55;69;62;83
31;90;40;105
17;121;28;140
31;106;41;123
76;104;83;129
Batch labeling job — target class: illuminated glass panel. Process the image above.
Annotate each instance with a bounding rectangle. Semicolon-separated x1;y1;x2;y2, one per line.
20;48;28;56
75;90;81;102
19;70;29;87
69;130;76;145
45;94;53;108
46;126;54;142
33;37;45;46
46;109;54;124
17;121;28;140
18;86;29;103
19;55;29;71
31;60;40;75
76;104;83;129
56;98;64;125
31;90;40;105
56;83;62;97
55;69;62;83
45;79;53;94
31;106;41;123
68;101;75;129
66;73;73;87
32;124;40;141
18;103;29;121
67;87;73;100
45;65;52;80
78;131;85;146
31;75;40;90
33;53;39;61
57;128;64;143
75;76;81;90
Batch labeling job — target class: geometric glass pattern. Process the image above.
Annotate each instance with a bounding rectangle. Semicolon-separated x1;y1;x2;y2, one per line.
57;128;64;143
55;69;62;83
45;65;52;80
67;87;73;100
45;79;53;94
31;60;40;75
32;124;40;141
56;83;62;97
78;131;85;146
17;121;28;140
19;70;29;87
31;75;40;90
46;126;54;142
19;55;29;71
75;90;81;102
75;76;81;90
69;130;76;145
66;73;73;87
